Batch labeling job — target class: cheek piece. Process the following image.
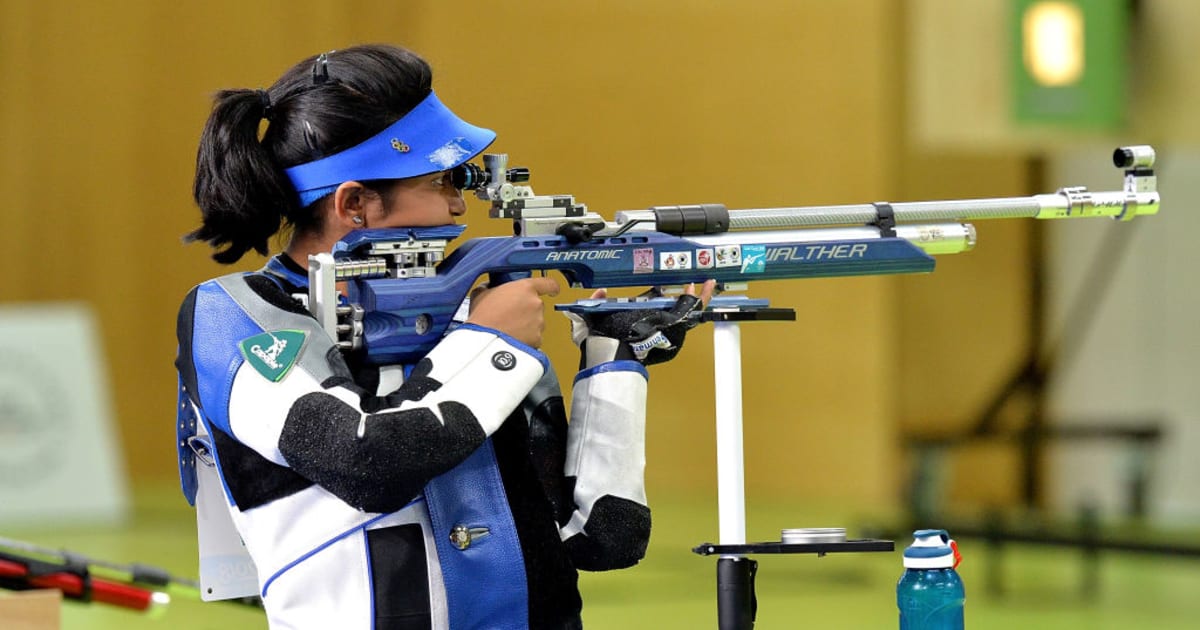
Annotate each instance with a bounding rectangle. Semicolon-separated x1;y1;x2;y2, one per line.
285;91;497;207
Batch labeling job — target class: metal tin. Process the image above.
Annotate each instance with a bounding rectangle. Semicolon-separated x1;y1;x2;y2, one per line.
781;528;847;544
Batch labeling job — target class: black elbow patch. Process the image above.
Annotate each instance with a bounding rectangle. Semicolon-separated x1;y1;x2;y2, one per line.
407;358;434;379
357;359;441;413
374;375;441;410
278;393;486;513
565;496;651;571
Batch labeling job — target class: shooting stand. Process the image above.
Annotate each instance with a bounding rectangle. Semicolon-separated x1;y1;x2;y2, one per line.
689;303;893;630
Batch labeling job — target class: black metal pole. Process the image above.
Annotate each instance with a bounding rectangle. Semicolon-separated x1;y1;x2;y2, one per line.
717;557;758;630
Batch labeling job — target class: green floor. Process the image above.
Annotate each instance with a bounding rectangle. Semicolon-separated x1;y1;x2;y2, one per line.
5;486;1200;629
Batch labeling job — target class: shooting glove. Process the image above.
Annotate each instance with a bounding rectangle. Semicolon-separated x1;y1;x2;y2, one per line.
565;294;704;368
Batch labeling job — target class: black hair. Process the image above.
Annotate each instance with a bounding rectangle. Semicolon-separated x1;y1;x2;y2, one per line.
188;44;433;264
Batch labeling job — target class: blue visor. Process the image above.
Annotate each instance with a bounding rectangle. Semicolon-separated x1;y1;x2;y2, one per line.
284;91;496;200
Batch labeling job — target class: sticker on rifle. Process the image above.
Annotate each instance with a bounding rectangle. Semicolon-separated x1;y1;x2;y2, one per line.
633;248;654;273
715;245;742;268
741;245;767;274
696;248;714;269
660;251;692;270
239;330;306;382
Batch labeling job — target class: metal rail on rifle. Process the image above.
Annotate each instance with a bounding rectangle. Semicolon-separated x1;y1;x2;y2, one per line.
306;146;1159;365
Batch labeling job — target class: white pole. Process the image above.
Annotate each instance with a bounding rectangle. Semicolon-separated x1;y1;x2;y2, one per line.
713;319;746;545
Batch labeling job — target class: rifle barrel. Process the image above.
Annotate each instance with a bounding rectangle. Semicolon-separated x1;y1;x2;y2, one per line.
728;197;1042;228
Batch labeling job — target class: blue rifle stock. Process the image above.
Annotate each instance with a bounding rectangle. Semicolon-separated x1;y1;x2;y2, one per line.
307;147;1160;365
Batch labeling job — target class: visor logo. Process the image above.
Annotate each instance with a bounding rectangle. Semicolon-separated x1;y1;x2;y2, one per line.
390;138;411;153
428;137;473;169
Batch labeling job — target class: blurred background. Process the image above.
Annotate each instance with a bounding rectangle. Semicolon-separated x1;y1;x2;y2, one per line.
2;0;1198;627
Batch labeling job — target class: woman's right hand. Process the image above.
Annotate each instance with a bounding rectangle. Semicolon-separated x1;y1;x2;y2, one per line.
466;277;561;348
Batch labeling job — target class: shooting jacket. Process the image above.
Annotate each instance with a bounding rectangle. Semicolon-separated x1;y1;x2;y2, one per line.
175;254;651;630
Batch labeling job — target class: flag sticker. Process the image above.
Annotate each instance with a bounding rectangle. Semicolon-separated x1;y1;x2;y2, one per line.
659;251;692;270
633;248;655;273
696;248;714;269
239;330;307;382
715;245;742;268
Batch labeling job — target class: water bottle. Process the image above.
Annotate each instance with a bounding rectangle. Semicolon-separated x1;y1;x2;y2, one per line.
897;529;964;629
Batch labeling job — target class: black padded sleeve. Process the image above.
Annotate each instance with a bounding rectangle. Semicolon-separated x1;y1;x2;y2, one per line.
278;393;487;513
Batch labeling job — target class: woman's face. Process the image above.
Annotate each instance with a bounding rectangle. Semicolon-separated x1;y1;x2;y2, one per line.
367;171;467;228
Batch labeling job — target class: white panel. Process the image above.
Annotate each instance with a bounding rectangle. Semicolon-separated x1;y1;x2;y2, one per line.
0;303;130;526
1046;147;1198;523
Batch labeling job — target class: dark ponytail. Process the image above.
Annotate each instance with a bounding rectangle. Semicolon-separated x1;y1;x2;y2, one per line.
187;45;434;264
189;89;293;264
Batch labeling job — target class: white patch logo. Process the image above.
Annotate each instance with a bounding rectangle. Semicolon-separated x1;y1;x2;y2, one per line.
427;137;472;169
250;335;288;370
240;330;306;382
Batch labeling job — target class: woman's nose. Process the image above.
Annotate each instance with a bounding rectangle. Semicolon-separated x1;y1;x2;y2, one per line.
449;188;467;216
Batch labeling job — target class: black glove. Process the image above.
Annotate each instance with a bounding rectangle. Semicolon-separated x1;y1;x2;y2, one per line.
565;294;704;367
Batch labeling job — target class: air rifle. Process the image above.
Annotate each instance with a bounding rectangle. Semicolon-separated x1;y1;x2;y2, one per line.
306;146;1159;365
